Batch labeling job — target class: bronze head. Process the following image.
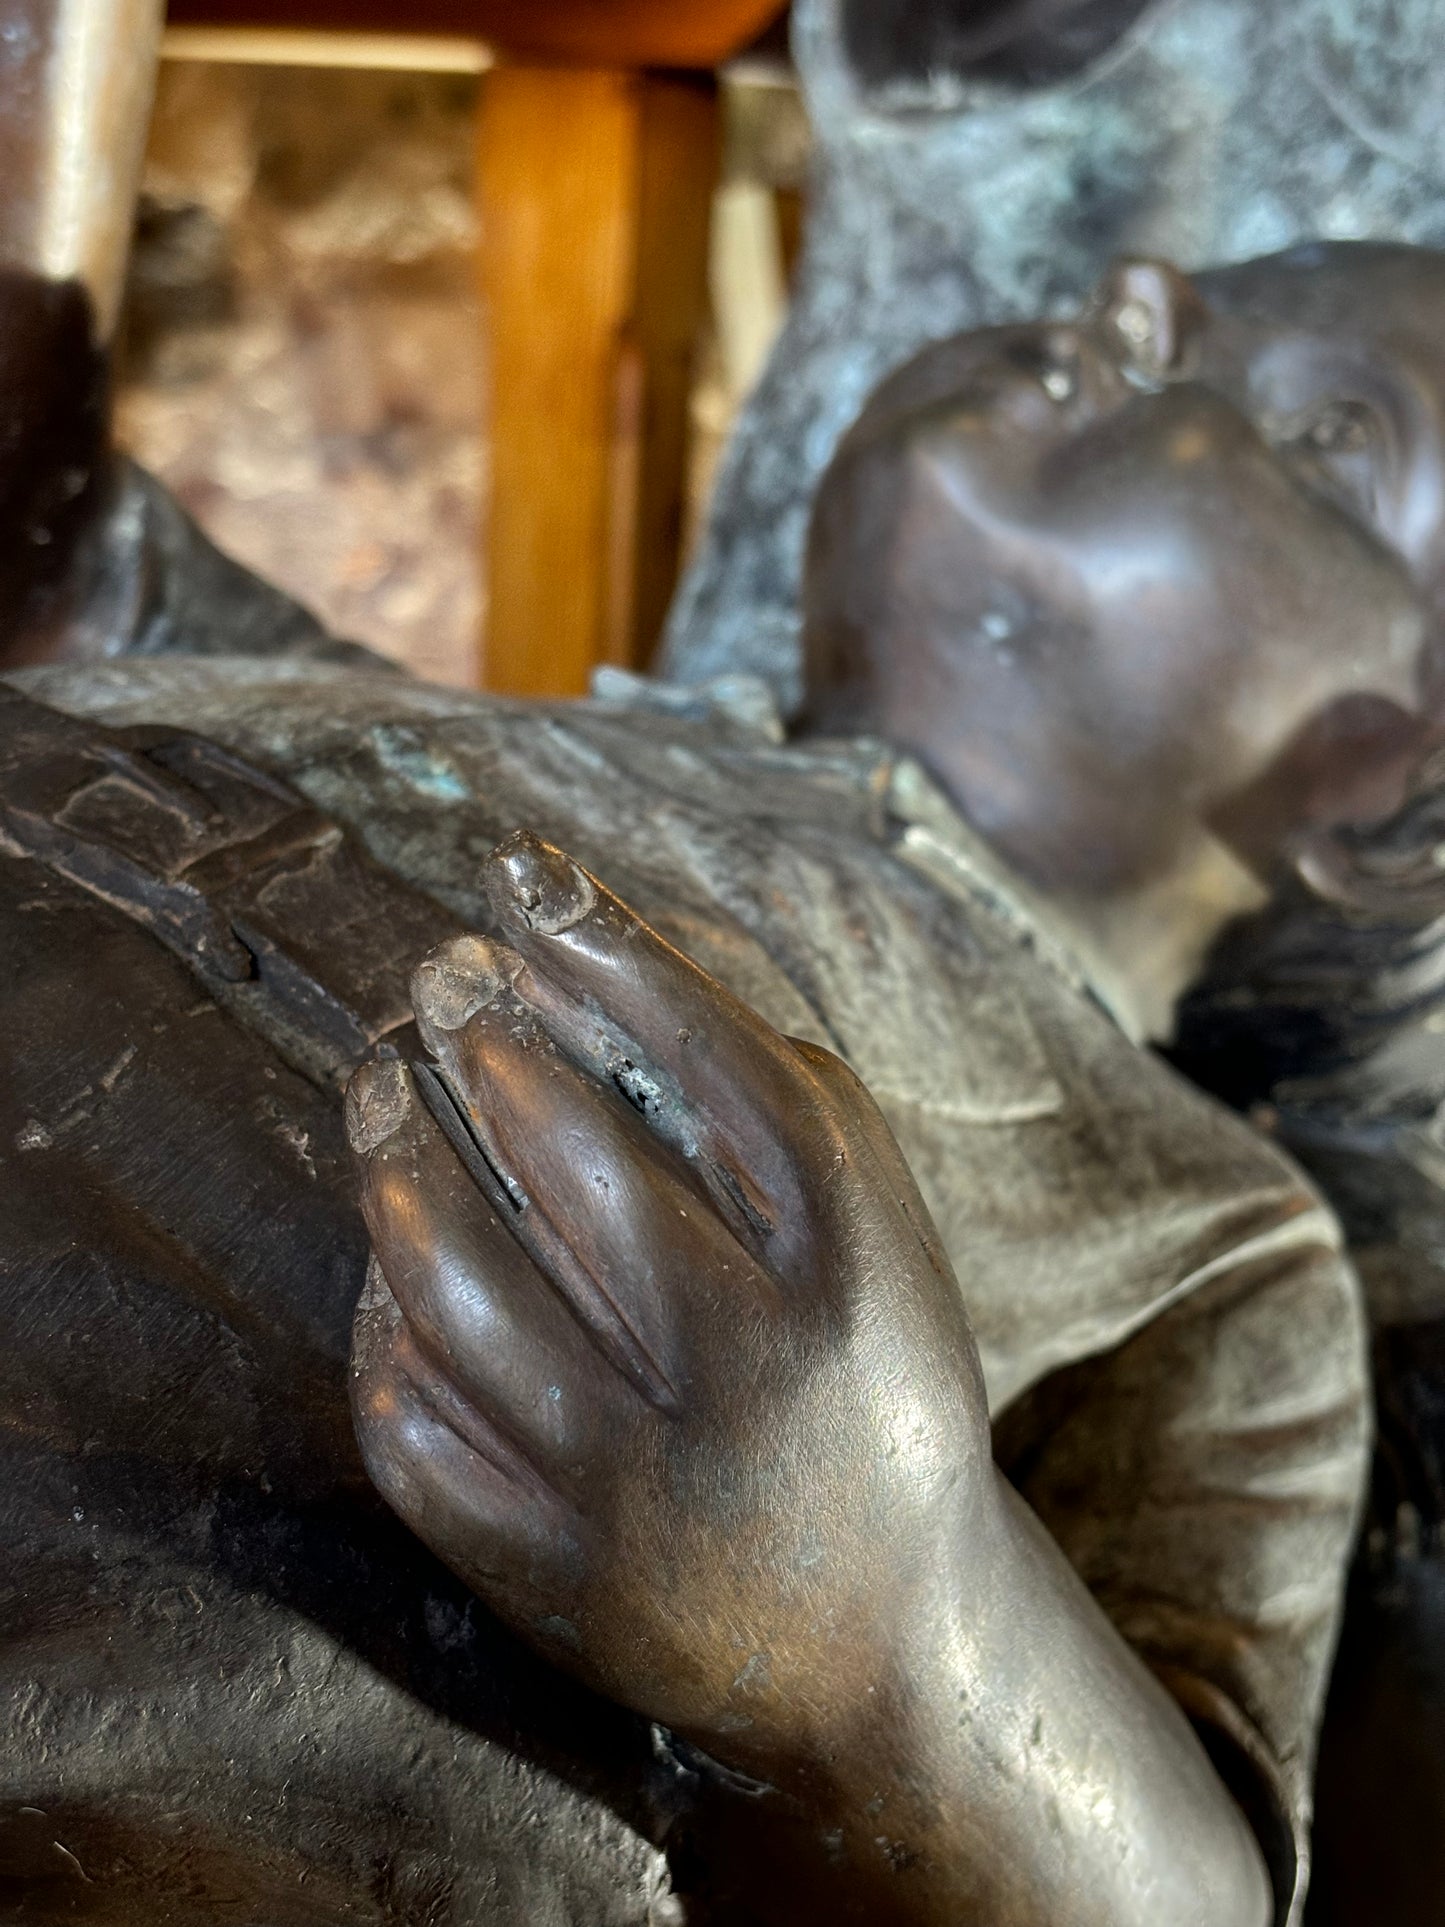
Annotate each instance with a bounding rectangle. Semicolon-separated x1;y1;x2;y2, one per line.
802;241;1445;903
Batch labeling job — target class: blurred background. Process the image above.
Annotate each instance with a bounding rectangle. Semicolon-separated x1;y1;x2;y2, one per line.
115;7;805;691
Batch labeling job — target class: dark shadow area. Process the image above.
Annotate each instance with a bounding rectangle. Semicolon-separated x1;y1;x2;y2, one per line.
1306;1505;1445;1923
840;0;1158;93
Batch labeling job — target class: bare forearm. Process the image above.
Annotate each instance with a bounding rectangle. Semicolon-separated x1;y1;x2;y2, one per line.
690;1475;1272;1927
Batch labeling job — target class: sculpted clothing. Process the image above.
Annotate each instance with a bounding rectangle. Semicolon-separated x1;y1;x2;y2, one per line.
2;655;1368;1924
1172;779;1445;1924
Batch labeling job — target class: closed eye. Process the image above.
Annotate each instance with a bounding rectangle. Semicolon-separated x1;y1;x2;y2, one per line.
1271;396;1389;523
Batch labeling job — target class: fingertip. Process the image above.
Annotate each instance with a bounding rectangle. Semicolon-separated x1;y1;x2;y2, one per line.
485;830;597;936
411;933;519;1041
346;1057;414;1156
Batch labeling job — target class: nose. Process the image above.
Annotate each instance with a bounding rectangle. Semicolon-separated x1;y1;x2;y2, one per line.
1085;257;1210;384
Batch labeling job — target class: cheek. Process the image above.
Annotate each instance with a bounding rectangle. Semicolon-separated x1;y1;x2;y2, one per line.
1196;446;1426;693
1209;690;1444;871
1356;377;1445;585
1422;535;1445;614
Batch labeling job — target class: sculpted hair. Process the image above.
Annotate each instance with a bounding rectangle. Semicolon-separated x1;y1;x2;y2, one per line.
1172;756;1445;1329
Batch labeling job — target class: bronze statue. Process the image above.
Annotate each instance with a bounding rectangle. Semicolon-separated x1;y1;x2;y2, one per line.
19;245;1436;1922
326;236;1445;1924
803;244;1445;1034
3;646;1338;1924
801;236;1445;1923
0;8;1436;1920
1171;717;1445;1927
346;837;1283;1926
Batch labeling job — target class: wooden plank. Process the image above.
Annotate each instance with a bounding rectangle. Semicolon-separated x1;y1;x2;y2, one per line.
476;65;640;696
161;25;493;69
625;71;719;671
476;64;718;696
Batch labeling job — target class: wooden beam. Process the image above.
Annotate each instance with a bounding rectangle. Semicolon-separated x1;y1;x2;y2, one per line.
165;1;785;70
161;25;493;70
476;64;718;697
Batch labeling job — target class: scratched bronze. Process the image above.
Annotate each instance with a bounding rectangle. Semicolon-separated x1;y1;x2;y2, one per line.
0;6;1437;1922
14;232;1442;1927
28;227;1445;1919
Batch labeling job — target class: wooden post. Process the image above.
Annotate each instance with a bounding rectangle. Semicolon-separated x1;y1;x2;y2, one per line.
475;63;718;697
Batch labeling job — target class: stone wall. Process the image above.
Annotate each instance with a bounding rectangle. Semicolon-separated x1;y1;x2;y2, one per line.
116;59;483;686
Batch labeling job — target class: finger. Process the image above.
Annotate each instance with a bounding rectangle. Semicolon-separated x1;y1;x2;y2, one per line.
788;1038;952;1283
479;832;841;1243
350;1269;570;1619
347;1056;630;1479
409;939;783;1404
